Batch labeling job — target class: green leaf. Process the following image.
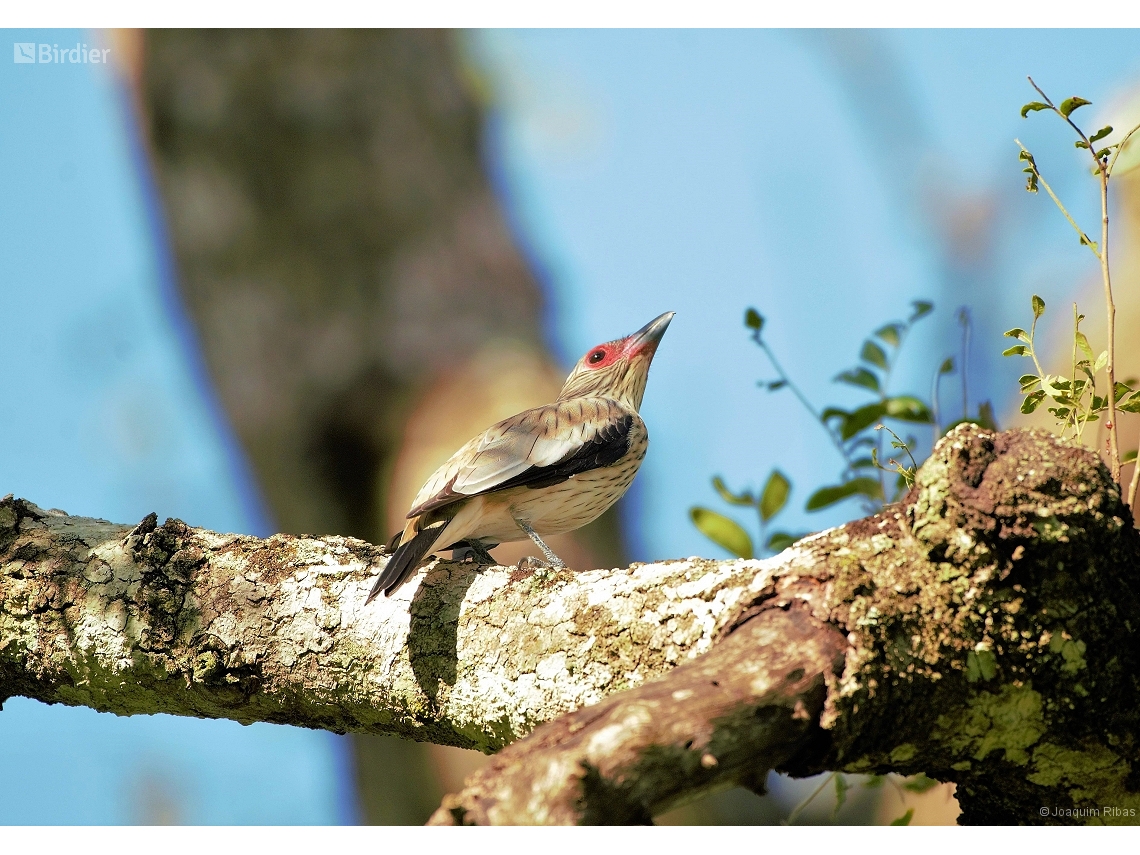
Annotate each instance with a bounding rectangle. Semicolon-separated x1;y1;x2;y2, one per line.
806;478;883;511
833;774;849;818
1021;390;1047;414
821;407;849;426
1114;381;1134;402
767;379;788;391
835;367;881;392
863;775;885;789
840;403;889;440
884;396;933;424
910;300;934;321
766;532;800;552
711;476;755;507
759;470;791;522
1090;125;1113;143
860;340;889;370
1020;101;1051;118
690;508;753;559
851;456;876;470
1123;449;1138;464
939;357;955;375
1032;294;1046;318
891;808;915;826
1120;398;1140;414
1059;96;1091;117
1079;234;1099;252
1075;139;1090;150
744;308;764;331
1039;374;1062;396
875;323;904;348
978;401;997;430
1094;350;1108;373
1075;331;1094;361
1004;327;1029;342
1003;345;1028;357
1019;374;1040;392
902;774;939;793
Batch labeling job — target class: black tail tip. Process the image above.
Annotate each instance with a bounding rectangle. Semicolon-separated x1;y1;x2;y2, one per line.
364;579;386;605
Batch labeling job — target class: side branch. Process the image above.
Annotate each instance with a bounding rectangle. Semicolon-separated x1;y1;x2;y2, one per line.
430;604;847;824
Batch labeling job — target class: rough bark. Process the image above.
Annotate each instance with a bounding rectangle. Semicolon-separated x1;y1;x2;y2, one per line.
3;425;1139;824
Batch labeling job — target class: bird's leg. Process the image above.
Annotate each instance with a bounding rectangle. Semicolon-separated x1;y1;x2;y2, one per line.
512;517;567;569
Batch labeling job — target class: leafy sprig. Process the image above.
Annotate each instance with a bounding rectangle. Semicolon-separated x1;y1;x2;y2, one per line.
691;303;996;560
1017;78;1140;493
1004;295;1140;440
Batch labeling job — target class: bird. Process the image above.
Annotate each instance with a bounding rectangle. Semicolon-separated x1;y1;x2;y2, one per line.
366;311;674;601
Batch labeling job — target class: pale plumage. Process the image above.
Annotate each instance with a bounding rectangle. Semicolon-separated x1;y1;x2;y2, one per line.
367;311;673;600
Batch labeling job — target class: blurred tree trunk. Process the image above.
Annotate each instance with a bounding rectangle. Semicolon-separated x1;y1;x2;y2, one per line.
138;29;624;824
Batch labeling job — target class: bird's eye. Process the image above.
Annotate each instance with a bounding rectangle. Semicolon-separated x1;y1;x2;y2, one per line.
588;349;606;365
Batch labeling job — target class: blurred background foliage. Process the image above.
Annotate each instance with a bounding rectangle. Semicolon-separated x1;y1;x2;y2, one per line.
1;27;1139;825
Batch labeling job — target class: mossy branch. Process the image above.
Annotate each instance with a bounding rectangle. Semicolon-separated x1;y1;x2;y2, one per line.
3;425;1139;824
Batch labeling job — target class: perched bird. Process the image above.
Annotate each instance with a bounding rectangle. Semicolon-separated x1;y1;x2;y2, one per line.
366;311;674;601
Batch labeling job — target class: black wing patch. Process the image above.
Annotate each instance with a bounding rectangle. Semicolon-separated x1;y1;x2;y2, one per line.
491;413;633;492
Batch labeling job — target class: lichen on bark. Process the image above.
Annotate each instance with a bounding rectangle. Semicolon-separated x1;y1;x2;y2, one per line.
3;425;1139;824
430;426;1140;825
0;493;775;752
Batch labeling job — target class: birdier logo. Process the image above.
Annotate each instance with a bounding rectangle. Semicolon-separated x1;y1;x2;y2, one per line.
13;42;111;64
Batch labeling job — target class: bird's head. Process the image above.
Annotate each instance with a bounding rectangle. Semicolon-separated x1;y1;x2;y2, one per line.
557;311;674;411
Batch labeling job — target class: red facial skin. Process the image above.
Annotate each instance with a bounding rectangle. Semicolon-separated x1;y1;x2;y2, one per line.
583;344;620;370
583;330;660;370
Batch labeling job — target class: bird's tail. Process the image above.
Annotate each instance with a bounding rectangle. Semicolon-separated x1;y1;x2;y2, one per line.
366;521;446;602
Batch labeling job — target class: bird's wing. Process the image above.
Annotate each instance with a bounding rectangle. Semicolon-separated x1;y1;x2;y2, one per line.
407;397;637;518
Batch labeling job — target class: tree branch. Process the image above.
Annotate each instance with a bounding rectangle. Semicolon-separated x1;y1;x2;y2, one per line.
4;424;1139;824
431;426;1140;824
0;494;778;750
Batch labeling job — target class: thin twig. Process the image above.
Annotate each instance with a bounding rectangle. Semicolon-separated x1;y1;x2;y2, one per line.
1024;78;1123;480
1097;146;1121;482
755;334;854;467
1107;123;1140;177
1015;139;1099;258
959;308;971;421
785;772;836;825
1128;427;1139;512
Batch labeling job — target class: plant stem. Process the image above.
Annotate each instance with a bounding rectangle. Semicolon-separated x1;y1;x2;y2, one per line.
1098;162;1121;482
755;335;853;467
785;772;835;825
1129;429;1139;512
959;308;971;421
1015;139;1099;257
